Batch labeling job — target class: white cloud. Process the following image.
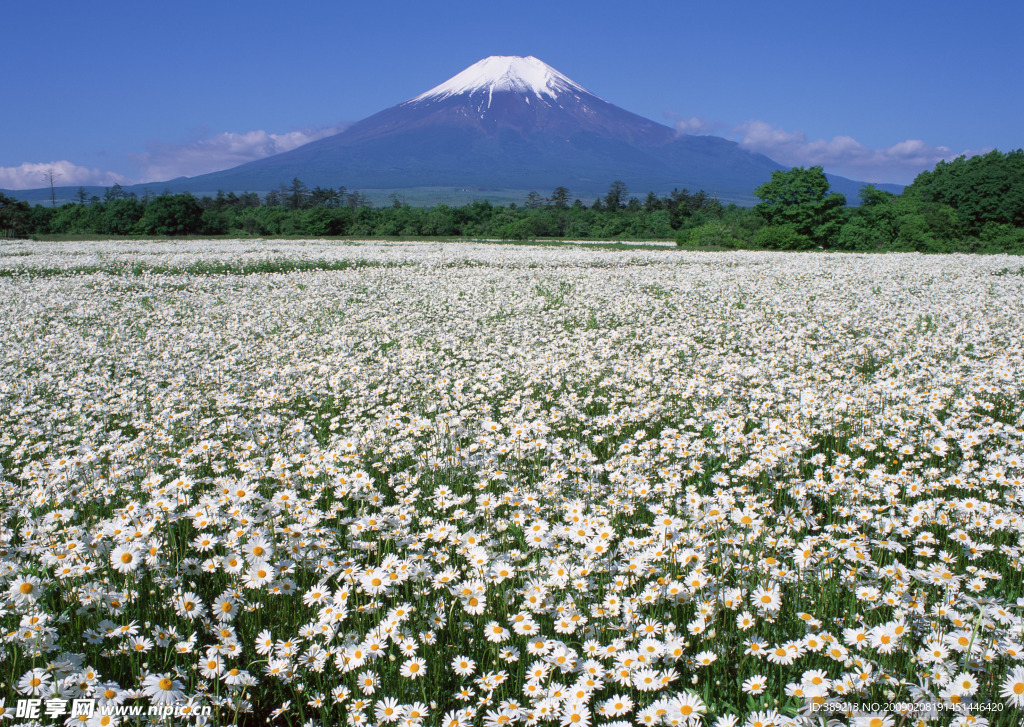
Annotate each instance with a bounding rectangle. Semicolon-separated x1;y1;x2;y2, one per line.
128;124;348;182
0;161;128;191
673;116;714;135
733;120;806;149
730;120;988;184
670;115;988;184
2;123;348;192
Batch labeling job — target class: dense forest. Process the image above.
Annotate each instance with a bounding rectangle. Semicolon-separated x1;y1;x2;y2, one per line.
2;150;1022;253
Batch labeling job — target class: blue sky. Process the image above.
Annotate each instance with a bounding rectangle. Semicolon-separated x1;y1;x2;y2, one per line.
3;0;1021;190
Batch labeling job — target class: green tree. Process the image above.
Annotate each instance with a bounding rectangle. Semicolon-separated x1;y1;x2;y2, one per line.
550;187;570;209
905;149;1024;235
103;183;126;203
138;194;204;236
103;198;144;235
422;204;459;236
858;184;897;208
28;205;54;234
604;180;627;210
0;193;31;237
237;192;260;208
49;203;103;234
310;186;341;208
201;207;229;235
302;207;342;236
835;184;964;253
754;166;846;246
286;178;310;210
345;190;367;208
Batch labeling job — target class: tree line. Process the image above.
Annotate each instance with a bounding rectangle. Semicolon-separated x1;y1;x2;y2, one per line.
0;180;728;240
2;149;1022;253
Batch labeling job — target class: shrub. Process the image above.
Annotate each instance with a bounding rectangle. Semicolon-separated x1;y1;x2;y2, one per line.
751;224;813;250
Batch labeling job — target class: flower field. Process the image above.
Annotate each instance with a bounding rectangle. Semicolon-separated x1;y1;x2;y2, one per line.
1;238;1023;727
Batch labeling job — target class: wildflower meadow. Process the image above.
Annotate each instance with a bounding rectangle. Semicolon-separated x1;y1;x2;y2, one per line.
1;238;1023;727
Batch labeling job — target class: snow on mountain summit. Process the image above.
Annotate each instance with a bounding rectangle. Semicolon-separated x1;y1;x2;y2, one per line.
139;53;891;205
411;56;590;104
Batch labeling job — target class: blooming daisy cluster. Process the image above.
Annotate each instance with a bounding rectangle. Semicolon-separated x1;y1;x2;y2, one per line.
1;238;1023;727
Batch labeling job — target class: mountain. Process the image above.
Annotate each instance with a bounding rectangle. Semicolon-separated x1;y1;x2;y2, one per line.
6;56;902;205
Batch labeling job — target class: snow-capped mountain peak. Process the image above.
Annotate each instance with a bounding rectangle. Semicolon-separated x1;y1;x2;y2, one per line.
158;53;891;206
411;55;589;103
